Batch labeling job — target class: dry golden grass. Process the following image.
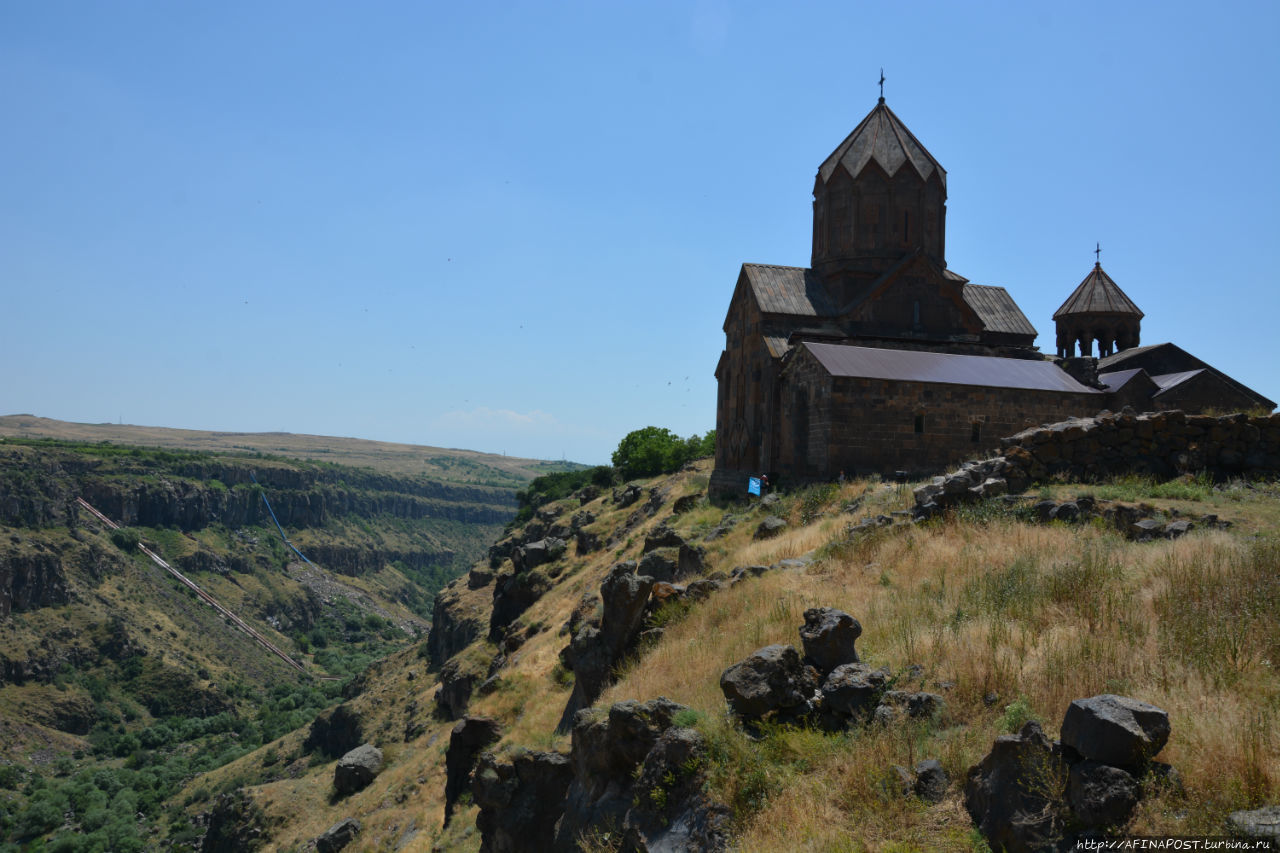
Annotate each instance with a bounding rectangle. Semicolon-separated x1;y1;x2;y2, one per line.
601;485;1280;850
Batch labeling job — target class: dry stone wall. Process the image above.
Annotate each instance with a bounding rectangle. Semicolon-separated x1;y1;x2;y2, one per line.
998;410;1280;483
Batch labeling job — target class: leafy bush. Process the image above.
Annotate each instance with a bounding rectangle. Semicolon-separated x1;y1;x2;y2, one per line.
513;465;615;523
611;427;714;480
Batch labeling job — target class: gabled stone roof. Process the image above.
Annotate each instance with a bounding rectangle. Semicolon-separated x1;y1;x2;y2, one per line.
742;264;836;317
963;284;1038;337
818;100;946;188
1053;264;1144;319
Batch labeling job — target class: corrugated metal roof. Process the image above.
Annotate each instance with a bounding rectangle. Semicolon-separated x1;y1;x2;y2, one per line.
963;284;1038;337
1097;368;1147;391
1053;264;1144;319
743;264;837;317
803;342;1099;393
1151;369;1206;392
818;101;946;188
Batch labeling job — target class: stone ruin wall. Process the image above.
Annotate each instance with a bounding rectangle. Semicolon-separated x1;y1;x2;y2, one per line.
997;409;1280;484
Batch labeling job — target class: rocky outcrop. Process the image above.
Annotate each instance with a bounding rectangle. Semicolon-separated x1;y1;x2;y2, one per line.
489;568;553;640
965;695;1172;851
428;581;484;670
472;751;574;853
435;657;480;720
556;697;687;847
621;726;731;852
304;704;364;759
315;818;361;853
200;789;268;853
558;562;656;729
720;644;818;726
444;717;502;827
0;549;69;617
334;744;383;795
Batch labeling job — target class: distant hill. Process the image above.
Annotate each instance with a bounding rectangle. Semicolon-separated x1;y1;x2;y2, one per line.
0;414;581;487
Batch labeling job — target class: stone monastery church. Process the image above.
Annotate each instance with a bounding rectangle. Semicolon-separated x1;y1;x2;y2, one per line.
711;95;1273;492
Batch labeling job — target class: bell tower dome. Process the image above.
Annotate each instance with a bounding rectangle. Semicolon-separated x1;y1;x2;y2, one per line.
1053;252;1143;358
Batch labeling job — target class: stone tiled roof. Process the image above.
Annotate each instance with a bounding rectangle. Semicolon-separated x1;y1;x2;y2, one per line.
803;342;1098;393
818;100;946;188
963;284;1038;337
742;264;837;317
1053;264;1144;319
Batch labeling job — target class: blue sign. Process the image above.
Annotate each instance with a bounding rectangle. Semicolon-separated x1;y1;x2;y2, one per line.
748;477;761;496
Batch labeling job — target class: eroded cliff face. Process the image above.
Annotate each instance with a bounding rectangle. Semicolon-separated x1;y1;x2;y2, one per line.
0;546;69;617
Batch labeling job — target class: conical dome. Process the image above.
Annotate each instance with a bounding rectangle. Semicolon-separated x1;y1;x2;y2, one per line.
818;99;946;188
1053;263;1143;319
1053;262;1143;358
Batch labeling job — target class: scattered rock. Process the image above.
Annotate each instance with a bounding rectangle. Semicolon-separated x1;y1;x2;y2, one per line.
512;538;567;573
315;818;361;853
643;524;685;552
913;759;949;804
818;662;889;726
558;563;656;728
1227;805;1280;844
798;607;861;675
754;516;788;539
334;744;383;796
672;493;700;514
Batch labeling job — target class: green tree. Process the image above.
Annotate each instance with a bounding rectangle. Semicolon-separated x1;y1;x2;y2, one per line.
611;427;715;480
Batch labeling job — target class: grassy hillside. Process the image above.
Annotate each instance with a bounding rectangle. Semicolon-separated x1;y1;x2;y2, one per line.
148;459;1279;852
0;415;576;486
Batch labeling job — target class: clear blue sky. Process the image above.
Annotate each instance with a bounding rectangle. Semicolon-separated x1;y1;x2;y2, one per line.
3;1;1277;465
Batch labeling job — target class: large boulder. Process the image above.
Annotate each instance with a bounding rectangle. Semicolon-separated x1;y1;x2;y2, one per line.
1067;761;1140;829
444;717;502;827
754;516;787;540
964;721;1067;853
472;751;574;853
817;662;888;726
334;744;383;795
798;607;861;675
512;537;567;573
719;644;818;724
1059;694;1170;770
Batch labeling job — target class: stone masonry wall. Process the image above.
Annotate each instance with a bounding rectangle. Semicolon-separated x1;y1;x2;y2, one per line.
777;348;1103;477
998;409;1280;483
